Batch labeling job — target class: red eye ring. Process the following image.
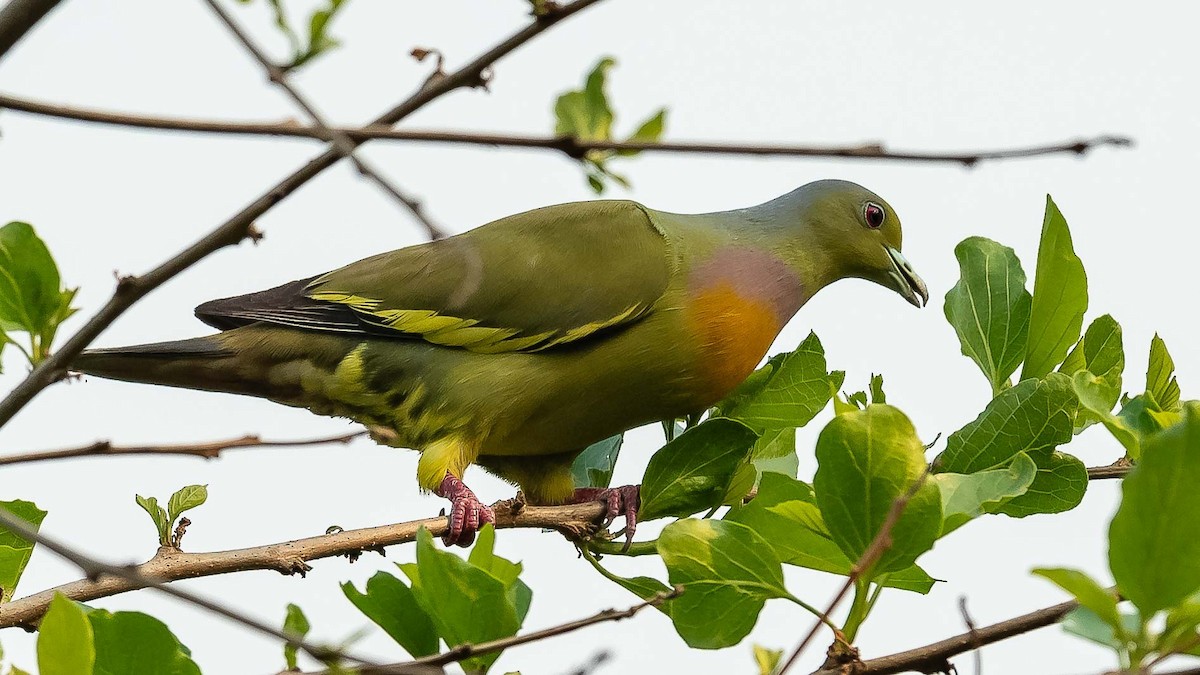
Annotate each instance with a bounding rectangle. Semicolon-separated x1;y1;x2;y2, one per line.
864;202;885;229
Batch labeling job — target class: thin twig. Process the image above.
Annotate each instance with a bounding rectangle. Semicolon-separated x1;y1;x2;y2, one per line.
0;507;379;668
0;0;62;62
0;430;365;466
959;596;983;675
1087;462;1132;480
809;597;1080;675
0;500;609;629
779;470;932;675
302;588;682;675
0;0;605;431
198;0;445;239
0;92;1134;166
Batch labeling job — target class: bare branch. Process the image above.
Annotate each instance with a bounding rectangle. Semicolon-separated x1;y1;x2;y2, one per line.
809;596;1080;675
0;0;62;62
301;588;682;675
0;507;381;668
1088;460;1132;480
0;92;1133;166
0;430;365;466
779;470;931;675
198;0;446;239
0;0;605;431
0;500;608;629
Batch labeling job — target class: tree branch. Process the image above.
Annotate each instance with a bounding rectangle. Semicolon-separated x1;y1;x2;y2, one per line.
0;507;381;667
0;91;1133;166
198;0;445;239
809;596;1080;675
0;0;605;431
0;430;365;466
0;500;608;629
300;587;682;675
0;0;62;62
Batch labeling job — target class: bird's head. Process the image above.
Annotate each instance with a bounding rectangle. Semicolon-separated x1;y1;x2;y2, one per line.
765;179;929;308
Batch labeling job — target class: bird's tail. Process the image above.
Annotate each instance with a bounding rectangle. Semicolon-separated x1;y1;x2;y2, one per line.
73;335;262;396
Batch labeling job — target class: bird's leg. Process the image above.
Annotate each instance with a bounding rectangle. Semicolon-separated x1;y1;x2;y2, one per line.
435;472;495;547
571;485;640;550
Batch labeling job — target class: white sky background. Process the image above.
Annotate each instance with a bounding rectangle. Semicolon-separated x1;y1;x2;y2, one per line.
1;1;1197;673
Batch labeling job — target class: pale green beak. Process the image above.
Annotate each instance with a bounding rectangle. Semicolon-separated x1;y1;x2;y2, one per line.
885;246;929;308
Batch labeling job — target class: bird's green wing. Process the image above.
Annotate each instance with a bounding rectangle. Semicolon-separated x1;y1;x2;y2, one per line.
196;200;673;354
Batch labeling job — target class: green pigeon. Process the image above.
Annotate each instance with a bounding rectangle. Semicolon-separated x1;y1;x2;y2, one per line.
75;179;927;546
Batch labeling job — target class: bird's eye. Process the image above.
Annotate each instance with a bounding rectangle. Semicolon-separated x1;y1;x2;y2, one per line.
864;202;885;229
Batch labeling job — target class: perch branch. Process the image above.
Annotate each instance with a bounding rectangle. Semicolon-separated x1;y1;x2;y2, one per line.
199;0;445;239
0;92;1133;166
0;430;365;466
0;0;604;430
0;500;608;629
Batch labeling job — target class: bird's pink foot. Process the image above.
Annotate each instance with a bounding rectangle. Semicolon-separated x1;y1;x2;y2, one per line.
572;485;640;550
436;473;495;547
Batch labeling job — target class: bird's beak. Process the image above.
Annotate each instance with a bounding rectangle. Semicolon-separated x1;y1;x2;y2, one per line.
885;246;929;308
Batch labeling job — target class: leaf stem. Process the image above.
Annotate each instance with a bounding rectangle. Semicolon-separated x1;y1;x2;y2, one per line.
785;593;842;636
586;538;658;557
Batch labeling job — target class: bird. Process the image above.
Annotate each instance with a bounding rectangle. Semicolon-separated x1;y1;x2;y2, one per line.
74;179;927;547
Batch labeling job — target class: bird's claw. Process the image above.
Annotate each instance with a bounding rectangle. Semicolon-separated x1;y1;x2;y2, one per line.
436;473;495;547
573;485;640;550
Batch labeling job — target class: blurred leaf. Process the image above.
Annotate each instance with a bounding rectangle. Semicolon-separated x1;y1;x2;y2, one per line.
1032;568;1122;632
240;0;346;70
814;405;942;575
1110;407;1200;616
614;108;667;156
639;419;758;521
342;572;438;658
281;604;310;671
405;528;526;673
1147;334;1181;411
570;434;623;489
725;474;935;593
166;485;207;525
88;609;200;675
657;519;788;649
134;495;170;546
943;236;1031;395
934;374;1081;516
37;594;94;675
1061;606;1139;649
1022;196;1088;380
752;644;782;675
0;499;46;602
715;332;836;432
934;452;1036;535
1058;314;1124;432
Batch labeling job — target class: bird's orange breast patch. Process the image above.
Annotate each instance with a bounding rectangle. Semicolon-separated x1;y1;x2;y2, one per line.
688;283;784;401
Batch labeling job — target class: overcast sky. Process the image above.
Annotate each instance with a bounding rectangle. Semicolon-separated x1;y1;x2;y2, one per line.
1;1;1198;673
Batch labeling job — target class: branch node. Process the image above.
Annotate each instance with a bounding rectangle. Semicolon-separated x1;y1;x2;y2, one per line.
245;223;265;244
171;517;192;549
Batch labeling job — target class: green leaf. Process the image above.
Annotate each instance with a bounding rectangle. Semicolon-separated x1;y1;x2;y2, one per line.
1032;568;1122;632
0;222;63;336
934;374;1081;516
1147;334;1181;411
1074;372;1140;456
934;452;1037;535
869;373;887;404
942;236;1032;395
37;594;94;675
554;57;615;141
725;474;935;593
570;434;623;489
1109;406;1200;615
639;419;758;521
615;108;667;156
135;495;170;546
752;644;783;675
715;332;836;432
341;572;439;658
281;604;310;671
1058;314;1124;432
657;519;789;649
1061;606;1139;649
166;485;207;525
299;0;347;68
0;499;47;602
88;609;200;675
1022;196;1088;380
406;528;524;673
813;405;943;575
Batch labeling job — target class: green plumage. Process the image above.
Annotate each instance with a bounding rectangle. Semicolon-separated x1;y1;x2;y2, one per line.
75;180;927;505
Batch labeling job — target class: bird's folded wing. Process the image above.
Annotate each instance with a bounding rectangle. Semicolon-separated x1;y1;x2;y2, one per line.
196;200;673;354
